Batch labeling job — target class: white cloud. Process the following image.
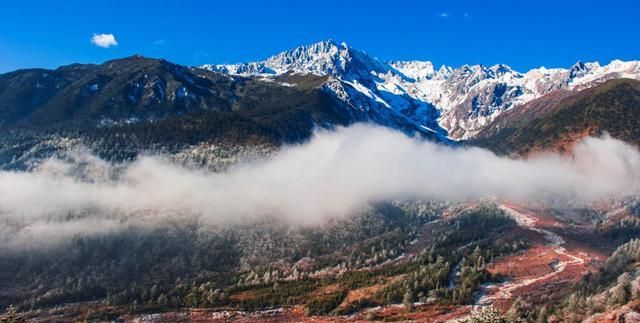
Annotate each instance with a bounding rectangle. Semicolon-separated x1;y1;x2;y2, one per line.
153;39;165;45
1;124;639;250
91;33;118;48
439;12;450;18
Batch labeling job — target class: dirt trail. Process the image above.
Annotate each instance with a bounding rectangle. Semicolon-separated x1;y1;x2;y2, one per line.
476;204;587;305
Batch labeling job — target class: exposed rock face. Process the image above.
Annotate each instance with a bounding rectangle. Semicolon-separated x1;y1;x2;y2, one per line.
204;40;640;140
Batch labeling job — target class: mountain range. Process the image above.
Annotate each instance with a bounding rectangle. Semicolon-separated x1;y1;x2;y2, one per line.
203;40;640;140
3;40;640;322
0;39;639;170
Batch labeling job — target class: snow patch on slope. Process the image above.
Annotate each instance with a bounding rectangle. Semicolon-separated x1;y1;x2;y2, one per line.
202;40;640;140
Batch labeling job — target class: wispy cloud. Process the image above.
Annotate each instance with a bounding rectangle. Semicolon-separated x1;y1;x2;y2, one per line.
153;39;165;45
438;12;450;18
1;125;640;250
91;33;118;48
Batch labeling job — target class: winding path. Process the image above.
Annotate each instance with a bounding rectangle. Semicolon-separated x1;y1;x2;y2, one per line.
476;204;586;305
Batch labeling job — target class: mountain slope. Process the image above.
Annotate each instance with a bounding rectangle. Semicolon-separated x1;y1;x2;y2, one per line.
0;66;87;127
1;41;639;169
0;56;239;129
0;55;439;169
472;79;640;155
203;40;449;137
204;40;640;140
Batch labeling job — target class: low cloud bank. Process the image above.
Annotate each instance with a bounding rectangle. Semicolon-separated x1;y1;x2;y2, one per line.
1;125;639;247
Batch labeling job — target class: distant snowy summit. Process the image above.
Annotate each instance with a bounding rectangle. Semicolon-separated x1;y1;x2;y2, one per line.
202;40;640;140
203;40;386;77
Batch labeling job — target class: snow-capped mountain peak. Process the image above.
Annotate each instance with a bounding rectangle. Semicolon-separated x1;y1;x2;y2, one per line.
568;61;599;80
201;41;640;140
264;39;347;75
203;40;390;80
387;60;438;81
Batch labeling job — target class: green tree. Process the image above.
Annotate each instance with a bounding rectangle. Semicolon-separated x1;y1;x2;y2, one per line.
1;306;26;323
403;290;414;311
467;306;508;323
535;306;548;323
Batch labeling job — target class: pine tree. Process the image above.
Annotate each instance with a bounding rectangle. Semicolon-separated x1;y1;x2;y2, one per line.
157;293;168;306
535;306;548;323
1;306;26;323
403;290;414;311
467;306;508;323
613;272;632;305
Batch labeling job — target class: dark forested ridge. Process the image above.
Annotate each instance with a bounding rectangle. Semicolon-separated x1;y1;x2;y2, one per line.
0;56;438;170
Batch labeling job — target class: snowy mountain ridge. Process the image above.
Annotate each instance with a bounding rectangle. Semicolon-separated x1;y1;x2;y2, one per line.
202;40;640;139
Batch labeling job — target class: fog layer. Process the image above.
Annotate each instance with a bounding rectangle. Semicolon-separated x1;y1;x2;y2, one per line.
1;125;639;247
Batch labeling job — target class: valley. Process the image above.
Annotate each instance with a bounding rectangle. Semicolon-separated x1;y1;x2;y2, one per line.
6;200;631;322
1;38;640;323
476;204;606;310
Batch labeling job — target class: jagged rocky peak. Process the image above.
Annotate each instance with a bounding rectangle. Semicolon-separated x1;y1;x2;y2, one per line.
264;39;393;79
264;39;351;75
437;65;454;78
606;59;640;72
388;60;437;81
200;41;640;140
453;63;516;80
489;64;515;76
203;40;391;80
568;60;597;79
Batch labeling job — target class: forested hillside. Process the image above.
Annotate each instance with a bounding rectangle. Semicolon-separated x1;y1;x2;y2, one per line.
473;79;640;155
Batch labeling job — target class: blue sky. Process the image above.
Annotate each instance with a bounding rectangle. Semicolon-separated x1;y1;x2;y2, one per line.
1;0;638;73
